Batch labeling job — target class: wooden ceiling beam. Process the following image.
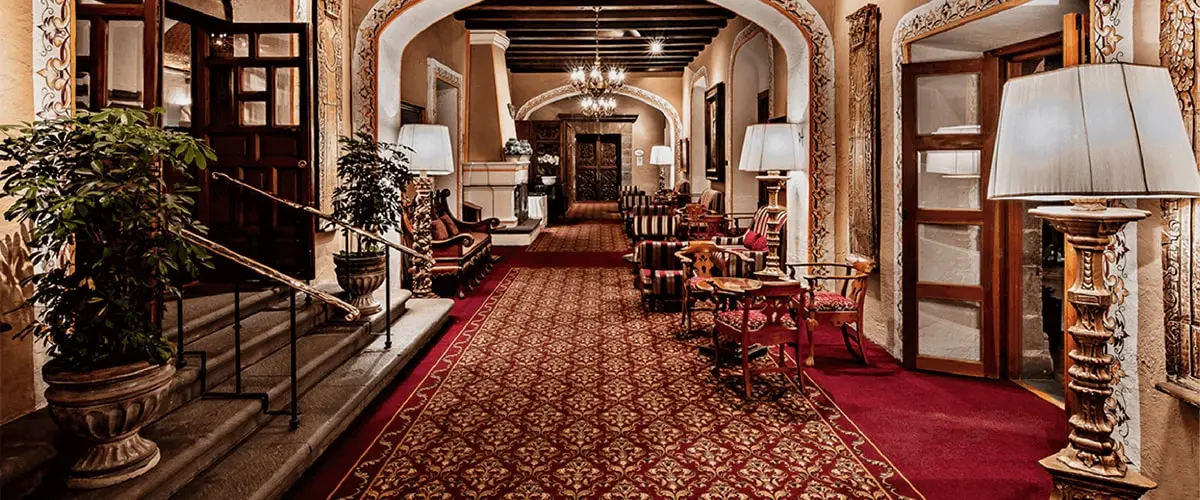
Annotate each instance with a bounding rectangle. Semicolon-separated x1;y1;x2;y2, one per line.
463;0;718;9
464;20;726;30
505;29;720;38
456;10;732;22
509;67;685;74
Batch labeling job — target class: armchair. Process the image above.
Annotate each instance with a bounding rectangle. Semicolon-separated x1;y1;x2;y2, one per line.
401;188;500;298
785;255;875;366
676;242;741;336
630;214;678;244
711;205;784;277
677;189;726;239
633;240;687;310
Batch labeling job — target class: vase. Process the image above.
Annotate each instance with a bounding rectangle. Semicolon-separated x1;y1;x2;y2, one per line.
541;176;558;186
44;360;176;489
333;251;387;315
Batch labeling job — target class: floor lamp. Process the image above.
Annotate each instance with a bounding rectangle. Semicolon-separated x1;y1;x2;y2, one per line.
988;64;1200;499
738;123;805;280
398;124;455;299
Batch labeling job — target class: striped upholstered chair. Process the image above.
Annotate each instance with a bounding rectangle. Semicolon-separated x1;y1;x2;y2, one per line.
618;186;647;213
712;205;785;277
633;240;687;310
631;214;678;243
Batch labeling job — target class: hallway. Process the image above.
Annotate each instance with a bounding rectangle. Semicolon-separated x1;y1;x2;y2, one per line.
298;207;1066;499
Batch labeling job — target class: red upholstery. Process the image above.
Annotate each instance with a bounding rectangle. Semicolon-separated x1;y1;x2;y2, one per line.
808;291;857;312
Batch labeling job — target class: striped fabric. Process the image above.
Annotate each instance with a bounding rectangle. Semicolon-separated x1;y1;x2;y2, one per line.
711;205;786;276
696;189;724;213
619;192;648;212
636;240;685;271
632;215;678;241
635;240;686;301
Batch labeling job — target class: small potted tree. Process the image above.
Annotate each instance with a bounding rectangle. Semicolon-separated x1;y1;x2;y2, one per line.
0;108;214;488
331;132;413;314
503;138;532;162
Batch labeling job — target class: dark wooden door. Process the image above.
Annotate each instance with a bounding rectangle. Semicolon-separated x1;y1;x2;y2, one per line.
900;57;1002;378
575;134;620;201
193;24;315;280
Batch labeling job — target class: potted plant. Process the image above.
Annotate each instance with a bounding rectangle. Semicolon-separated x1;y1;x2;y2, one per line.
503;138;532;162
0;108;214;488
537;153;560;185
331;132;413;314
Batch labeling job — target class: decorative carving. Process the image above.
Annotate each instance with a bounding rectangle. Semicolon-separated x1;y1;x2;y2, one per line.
412;176;436;298
317;0;345;211
847;4;880;262
1092;0;1127;63
1161;0;1200;398
34;0;72;120
354;0;836;264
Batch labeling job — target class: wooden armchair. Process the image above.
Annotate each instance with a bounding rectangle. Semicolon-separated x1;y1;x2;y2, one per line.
676;241;740;335
401;189;500;298
677;189;726;239
785;255;876;366
712;281;808;399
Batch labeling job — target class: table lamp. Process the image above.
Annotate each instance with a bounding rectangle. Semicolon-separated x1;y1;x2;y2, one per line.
649;145;673;191
989;63;1200;498
398;124;455;298
738;123;806;279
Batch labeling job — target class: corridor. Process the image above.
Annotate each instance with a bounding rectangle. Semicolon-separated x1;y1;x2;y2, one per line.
298;204;1066;499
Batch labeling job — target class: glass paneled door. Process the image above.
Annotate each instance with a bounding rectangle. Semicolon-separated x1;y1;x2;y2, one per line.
901;58;1002;378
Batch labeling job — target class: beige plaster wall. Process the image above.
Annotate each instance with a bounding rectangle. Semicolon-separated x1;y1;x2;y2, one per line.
832;0;925;355
509;73;683;123
467;44;502;162
0;0;37;424
399;17;466;108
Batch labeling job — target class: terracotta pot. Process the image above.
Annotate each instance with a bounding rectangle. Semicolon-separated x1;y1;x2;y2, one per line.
334;251;386;315
43;360;175;489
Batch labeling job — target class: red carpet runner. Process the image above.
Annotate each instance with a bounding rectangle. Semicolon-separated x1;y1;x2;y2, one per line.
296;219;1066;499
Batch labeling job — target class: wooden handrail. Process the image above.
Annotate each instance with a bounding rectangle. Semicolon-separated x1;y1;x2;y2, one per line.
181;229;361;321
210;171;431;263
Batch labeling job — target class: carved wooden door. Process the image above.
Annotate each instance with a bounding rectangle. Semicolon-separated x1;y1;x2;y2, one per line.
575;134;620;201
193;24;315;280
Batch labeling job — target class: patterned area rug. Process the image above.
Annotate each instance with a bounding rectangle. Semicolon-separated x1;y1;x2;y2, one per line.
327;267;921;498
565;201;621;220
529;222;631;252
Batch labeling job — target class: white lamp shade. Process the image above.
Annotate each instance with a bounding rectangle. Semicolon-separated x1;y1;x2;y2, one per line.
989;63;1200;200
397;124;454;176
738;123;807;173
649;145;673;166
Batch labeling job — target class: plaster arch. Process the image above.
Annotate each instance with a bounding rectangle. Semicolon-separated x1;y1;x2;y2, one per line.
688;69;711;192
728;26;774;214
352;0;835;263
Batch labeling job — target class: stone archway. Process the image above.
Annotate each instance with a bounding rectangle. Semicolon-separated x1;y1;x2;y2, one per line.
353;0;835;263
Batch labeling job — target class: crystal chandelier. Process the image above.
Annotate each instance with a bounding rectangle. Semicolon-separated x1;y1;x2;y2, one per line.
580;95;618;118
570;6;625;101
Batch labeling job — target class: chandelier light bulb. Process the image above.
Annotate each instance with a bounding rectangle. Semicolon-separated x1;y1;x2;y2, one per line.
649;40;664;54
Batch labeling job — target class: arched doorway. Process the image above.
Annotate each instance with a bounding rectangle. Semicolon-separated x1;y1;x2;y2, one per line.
689;68;711;194
352;0;835;264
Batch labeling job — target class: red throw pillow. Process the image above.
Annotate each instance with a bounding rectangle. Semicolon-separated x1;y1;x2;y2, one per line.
431;219;450;240
439;214;460;236
744;230;768;251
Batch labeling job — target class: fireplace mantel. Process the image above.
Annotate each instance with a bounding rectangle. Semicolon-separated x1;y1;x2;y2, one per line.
462;161;530;225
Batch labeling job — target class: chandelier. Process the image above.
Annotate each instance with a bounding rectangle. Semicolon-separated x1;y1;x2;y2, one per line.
580;95;618;118
570;6;625;103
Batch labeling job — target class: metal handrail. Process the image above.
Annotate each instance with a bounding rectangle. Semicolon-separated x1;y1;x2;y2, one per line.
181;229;361;321
210;171;430;263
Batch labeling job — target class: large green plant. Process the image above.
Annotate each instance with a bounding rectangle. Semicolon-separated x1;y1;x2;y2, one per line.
0;108;214;372
332;132;413;255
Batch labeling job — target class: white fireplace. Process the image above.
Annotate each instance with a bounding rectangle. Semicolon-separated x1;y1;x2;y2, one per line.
462;160;529;225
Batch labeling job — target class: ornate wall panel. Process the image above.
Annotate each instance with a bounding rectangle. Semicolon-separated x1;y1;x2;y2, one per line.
33;0;72;120
317;0;345;210
1162;0;1200;398
847;4;880;262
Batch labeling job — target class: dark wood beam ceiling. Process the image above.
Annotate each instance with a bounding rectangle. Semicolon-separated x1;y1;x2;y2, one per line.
455;0;733;73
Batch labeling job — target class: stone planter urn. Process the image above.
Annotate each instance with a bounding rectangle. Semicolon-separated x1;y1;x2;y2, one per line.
333;251;386;315
541;175;557;186
43;360;176;489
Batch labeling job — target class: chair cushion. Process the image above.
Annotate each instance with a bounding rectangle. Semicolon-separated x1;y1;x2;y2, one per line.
641;269;684;297
439;214;461;236
808;291;857;312
431;218;450;240
717;308;797;331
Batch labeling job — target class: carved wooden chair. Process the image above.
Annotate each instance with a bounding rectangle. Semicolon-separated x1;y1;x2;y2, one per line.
786;255;876;366
677;189;726;239
400;189;500;298
675;241;739;336
712;281;809;399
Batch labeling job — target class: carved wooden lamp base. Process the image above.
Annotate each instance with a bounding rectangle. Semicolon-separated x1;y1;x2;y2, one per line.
754;172;788;281
1031;200;1155;500
412;174;437;299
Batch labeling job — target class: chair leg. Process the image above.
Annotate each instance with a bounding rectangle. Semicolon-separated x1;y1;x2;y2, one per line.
795;340;805;389
843;314;869;365
710;328;721;380
805;318;817;367
742;339;752;400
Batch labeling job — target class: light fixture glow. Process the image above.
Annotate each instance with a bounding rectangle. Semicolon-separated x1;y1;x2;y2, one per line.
648;39;665;55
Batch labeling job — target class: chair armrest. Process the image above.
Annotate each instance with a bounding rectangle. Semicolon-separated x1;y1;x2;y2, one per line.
432;232;476;249
456;217;501;232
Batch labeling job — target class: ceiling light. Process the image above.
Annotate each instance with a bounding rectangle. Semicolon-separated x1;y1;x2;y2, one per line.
648;39;665;55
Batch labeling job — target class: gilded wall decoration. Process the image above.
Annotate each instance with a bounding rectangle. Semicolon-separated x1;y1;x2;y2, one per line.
317;0;345;210
847;4;880;262
353;0;836;264
1092;0;1130;63
34;0;72;120
1161;0;1200;398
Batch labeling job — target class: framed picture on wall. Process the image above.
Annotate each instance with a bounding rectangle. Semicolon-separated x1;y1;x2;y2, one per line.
704;83;726;182
679;138;690;179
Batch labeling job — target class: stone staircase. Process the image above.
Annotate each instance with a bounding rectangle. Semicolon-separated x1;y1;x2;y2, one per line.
0;284;453;499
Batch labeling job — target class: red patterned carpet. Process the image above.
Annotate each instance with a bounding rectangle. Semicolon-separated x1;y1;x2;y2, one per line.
296;220;1066;499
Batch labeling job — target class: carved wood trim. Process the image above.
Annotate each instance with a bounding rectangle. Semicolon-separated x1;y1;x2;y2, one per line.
847;4;880;262
1161;0;1200;403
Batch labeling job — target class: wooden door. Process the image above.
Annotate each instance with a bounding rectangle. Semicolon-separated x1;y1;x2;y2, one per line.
901;57;1002;378
193;23;315;280
575;134;621;201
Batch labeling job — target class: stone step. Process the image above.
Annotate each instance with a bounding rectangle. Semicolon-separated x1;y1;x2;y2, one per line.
42;291;421;500
163;287;286;346
174;298;454;500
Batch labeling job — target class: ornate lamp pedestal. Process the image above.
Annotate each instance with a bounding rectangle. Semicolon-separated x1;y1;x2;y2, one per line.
1031;200;1155;500
411;174;437;299
755;172;788;281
